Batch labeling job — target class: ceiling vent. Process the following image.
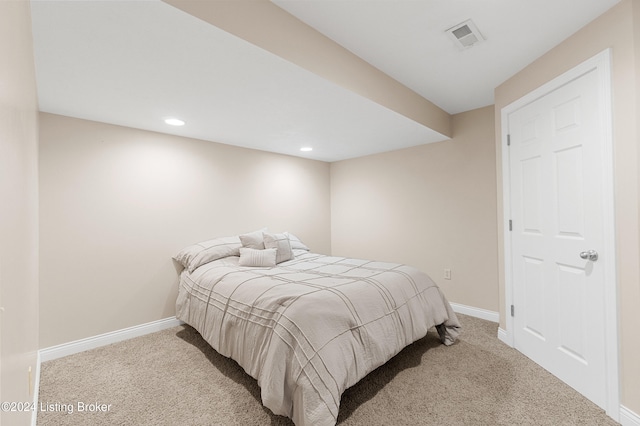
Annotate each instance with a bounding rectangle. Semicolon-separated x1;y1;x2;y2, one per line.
445;19;484;49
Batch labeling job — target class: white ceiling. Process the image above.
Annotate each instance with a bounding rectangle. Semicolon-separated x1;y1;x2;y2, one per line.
274;0;621;115
30;0;620;162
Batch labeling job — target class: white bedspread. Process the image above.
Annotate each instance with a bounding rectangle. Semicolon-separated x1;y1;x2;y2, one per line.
176;251;461;426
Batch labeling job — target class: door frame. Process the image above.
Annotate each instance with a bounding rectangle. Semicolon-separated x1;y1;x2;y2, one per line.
500;49;619;419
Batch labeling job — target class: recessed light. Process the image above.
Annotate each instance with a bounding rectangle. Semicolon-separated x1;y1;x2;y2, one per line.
300;147;313;152
164;118;185;126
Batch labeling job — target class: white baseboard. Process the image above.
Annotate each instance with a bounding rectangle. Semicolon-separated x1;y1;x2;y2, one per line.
30;351;41;426
621;405;640;426
450;302;499;323
39;317;183;363
497;327;510;346
447;302;508;344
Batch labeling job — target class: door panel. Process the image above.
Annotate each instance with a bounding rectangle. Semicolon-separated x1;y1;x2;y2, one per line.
522;256;545;340
556;263;587;363
554;146;585;237
521;157;542;233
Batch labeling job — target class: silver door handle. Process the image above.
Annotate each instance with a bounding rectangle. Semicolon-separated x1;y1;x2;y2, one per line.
580;250;598;262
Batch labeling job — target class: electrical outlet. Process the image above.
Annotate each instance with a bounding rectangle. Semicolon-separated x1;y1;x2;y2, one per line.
444;269;451;280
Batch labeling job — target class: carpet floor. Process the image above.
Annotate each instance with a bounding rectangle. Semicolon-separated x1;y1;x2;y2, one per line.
37;314;618;425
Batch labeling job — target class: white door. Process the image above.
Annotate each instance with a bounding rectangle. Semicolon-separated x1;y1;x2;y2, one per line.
505;52;616;412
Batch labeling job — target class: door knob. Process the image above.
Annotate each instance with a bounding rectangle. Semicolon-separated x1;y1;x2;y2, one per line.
580;250;599;262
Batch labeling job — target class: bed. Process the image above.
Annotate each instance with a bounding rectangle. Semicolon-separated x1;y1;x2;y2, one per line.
174;231;461;426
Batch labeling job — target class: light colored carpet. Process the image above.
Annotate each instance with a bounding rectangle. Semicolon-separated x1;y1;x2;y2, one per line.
37;314;618;425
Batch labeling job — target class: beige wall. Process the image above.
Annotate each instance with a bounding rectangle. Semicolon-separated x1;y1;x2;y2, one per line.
494;0;640;414
330;106;498;312
0;1;40;425
39;113;331;348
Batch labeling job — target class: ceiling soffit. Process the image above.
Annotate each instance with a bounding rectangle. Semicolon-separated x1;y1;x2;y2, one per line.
162;0;452;138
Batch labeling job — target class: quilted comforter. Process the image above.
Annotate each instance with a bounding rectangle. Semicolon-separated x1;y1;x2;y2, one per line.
176;251;461;426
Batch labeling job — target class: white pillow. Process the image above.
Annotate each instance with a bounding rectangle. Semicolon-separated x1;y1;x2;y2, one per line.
238;247;277;267
239;229;266;249
284;231;310;251
263;232;293;264
174;235;242;272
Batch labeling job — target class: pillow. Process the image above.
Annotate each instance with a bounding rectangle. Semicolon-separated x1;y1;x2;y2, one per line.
174;235;242;272
238;247;277;267
239;229;266;249
284;231;310;251
263;232;293;264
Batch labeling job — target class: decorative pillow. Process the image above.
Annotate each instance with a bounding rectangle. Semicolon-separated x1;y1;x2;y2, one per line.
263;232;293;264
239;229;266;249
238;247;277;267
174;235;242;272
284;231;310;251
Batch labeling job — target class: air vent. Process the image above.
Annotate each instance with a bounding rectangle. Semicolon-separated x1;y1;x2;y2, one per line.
445;19;484;49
